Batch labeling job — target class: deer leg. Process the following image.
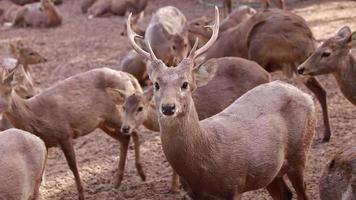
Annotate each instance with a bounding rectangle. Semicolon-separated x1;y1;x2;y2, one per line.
287;168;309;200
115;135;130;188
59;138;84;200
303;76;331;142
170;170;180;193
266;177;292;200
131;131;146;181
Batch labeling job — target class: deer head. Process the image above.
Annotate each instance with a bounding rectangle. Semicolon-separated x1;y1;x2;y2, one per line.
298;26;356;76
9;41;47;66
127;7;219;118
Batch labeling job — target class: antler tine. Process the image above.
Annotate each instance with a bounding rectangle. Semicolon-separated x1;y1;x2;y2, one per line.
190;6;220;60
127;13;155;61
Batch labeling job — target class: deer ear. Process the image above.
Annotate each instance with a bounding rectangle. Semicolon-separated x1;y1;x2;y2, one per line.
2;70;15;86
9;43;18;56
336;26;352;44
143;86;154;102
193;58;218;88
107;88;127;105
349;31;356;48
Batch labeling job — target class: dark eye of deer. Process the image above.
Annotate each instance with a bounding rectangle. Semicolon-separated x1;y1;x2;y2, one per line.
194;22;200;26
29;52;35;56
181;82;189;90
321;52;331;58
172;45;176;50
154;82;160;90
137;106;143;112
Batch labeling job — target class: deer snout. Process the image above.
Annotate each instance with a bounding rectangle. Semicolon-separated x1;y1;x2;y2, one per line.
297;66;305;75
121;125;131;135
161;104;176;116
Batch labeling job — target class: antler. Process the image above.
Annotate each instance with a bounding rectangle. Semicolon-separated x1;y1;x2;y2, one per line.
126;13;158;62
189;6;220;60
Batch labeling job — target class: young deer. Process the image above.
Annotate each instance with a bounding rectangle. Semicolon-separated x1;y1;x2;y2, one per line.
0;128;47;200
144;6;190;66
319;146;356;200
2;0;62;28
127;8;316;199
81;0;148;19
0;68;145;200
298;26;356;106
8;41;47;98
197;8;331;142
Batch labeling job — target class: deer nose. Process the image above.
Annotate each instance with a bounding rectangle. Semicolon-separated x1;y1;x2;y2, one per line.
121;126;131;134
297;66;305;75
161;104;176;116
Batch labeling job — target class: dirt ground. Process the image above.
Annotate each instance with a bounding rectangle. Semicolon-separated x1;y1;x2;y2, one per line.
0;0;355;199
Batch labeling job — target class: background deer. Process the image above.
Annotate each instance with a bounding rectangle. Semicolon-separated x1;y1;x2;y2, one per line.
119;50;150;87
298;26;356;106
127;8;316;199
319;146;356;200
194;8;331;142
0;67;145;200
81;0;148;19
188;6;257;48
9;0;62;5
144;6;190;66
0;128;47;200
1;0;62;27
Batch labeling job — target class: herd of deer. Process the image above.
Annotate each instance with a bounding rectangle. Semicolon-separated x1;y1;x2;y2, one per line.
0;0;355;200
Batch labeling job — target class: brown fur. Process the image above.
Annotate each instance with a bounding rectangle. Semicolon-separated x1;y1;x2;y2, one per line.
2;0;62;28
298;26;356;106
319;146;356;200
127;9;315;199
119;50;150;86
0;68;145;200
9;0;62;5
0;128;47;200
196;8;331;142
144;6;190;66
82;0;147;18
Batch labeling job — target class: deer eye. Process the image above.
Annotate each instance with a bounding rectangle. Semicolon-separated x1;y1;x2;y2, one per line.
321;52;331;58
154;82;160;91
137;106;143;112
181;82;189;90
28;52;35;56
172;45;176;51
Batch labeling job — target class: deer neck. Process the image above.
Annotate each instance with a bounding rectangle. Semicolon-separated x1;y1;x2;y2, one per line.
158;96;214;179
142;103;160;132
4;90;33;129
333;53;356;104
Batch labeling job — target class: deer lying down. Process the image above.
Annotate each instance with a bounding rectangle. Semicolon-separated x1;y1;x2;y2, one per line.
9;0;63;5
0;68;144;200
1;0;62;27
144;6;190;66
298;26;356;106
198;8;331;142
81;0;147;19
127;8;316;199
120;57;270;191
319;146;356;200
0;128;47;200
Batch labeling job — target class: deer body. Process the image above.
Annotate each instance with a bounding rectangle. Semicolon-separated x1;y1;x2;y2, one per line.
2;0;62;27
127;8;315;199
319;146;356;200
82;0;148;18
144;6;189;66
0;68;145;200
120;50;150;86
159;81;315;199
197;9;331;142
298;26;356;106
0;128;47;200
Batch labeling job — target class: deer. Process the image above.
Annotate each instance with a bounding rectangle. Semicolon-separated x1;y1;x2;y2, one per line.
221;0;284;15
188;5;256;48
127;7;316;199
1;0;62;28
9;0;63;5
81;0;148;19
120;57;270;192
297;26;356;106
0;128;47;200
144;6;190;67
0;67;145;200
191;8;331;142
319;146;356;200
